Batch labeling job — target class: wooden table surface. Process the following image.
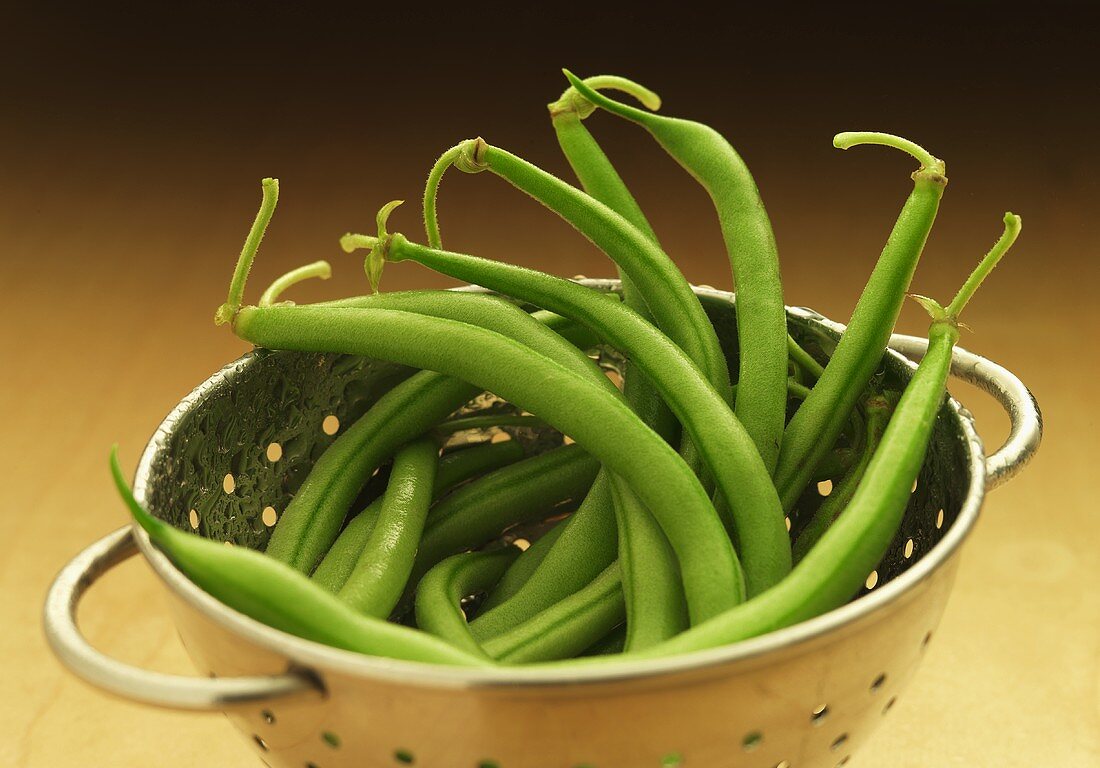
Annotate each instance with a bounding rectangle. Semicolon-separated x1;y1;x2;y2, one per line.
2;16;1098;759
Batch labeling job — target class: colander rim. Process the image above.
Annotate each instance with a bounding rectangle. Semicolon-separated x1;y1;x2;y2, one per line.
131;282;986;689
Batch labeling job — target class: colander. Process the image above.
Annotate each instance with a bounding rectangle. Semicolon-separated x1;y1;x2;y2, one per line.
44;282;1041;768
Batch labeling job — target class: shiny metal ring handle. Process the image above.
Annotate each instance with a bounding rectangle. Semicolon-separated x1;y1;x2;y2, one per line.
43;526;323;711
889;333;1042;490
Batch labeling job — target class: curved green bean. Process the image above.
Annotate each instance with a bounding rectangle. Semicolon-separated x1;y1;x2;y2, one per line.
774;133;948;510
322;289;616;398
415;547;519;658
219;182;598;576
434;440;526;492
110;449;489;667
477;518;569;612
608;476;689;650
483;564;626;664
312;440;525;593
470;472;617;639
337;437;437;616
310;500;382;593
565;71;787;471
413;444;598;583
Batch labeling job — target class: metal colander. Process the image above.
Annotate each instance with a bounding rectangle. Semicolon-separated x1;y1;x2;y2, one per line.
45;282;1041;768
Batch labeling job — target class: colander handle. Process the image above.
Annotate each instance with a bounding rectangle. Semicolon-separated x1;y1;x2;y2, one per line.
888;333;1042;490
43;526;323;711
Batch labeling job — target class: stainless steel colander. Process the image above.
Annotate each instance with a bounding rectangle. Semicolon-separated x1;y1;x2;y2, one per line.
44;282;1041;768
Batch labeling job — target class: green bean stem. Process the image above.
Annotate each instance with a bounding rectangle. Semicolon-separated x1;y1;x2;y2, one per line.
639;213;1021;657
483;564;626;664
565;71;788;472
111;449;489;667
232;304;743;623
774;132;948;511
415;548;520;659
215;178;278;325
259;260;332;307
346;232;784;596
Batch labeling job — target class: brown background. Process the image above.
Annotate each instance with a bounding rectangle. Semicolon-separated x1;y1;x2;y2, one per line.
2;4;1097;766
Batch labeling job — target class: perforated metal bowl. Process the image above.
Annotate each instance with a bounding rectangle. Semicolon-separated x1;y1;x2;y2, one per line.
45;282;1041;768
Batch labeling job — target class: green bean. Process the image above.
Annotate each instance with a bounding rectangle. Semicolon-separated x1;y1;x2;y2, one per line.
565;71;788;472
788;334;825;382
483;564;626;664
528;308;603;351
478;518;569;612
434;414;546;435
774;133;948;510
434;440;526;492
581;624;627;657
470;472;617;639
311;501;382;593
793;393;894;563
608;476;689;650
412;444;598;588
422;139;733;406
312;441;525;593
345;230;783;596
110;448;489;667
322;289;616;397
548;76;691;645
232;304;743;623
415;548;519;658
336;437;437;616
636;213;1021;657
